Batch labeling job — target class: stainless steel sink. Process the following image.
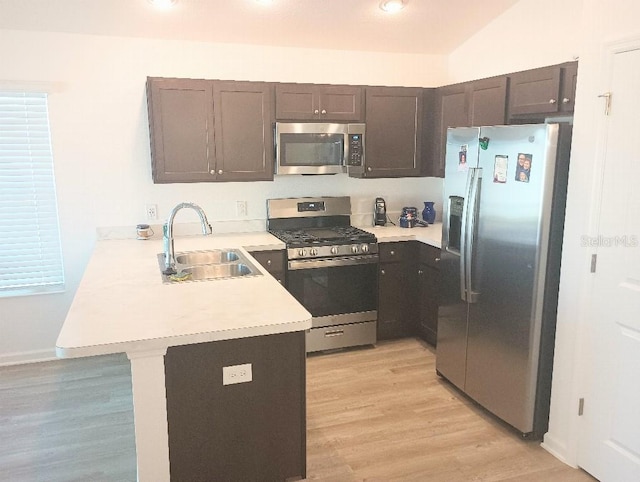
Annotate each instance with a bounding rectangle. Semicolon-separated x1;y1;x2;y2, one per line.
182;263;253;279
157;249;262;283
175;250;239;265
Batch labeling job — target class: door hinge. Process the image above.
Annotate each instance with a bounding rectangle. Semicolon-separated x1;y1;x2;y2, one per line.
578;397;585;416
590;254;597;273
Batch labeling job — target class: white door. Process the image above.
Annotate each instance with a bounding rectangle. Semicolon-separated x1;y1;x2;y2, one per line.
578;44;640;481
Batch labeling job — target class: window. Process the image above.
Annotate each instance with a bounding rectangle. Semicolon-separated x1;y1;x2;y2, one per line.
0;91;64;296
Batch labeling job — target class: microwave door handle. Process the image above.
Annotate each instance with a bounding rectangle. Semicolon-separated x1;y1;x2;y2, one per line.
343;133;349;167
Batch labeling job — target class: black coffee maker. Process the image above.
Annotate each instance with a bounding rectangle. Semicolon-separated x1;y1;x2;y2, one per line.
374;197;387;226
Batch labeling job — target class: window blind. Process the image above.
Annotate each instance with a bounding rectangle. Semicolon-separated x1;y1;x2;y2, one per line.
0;91;65;296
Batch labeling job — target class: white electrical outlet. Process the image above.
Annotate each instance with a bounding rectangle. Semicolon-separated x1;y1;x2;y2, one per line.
222;363;252;385
145;204;157;220
236;200;248;217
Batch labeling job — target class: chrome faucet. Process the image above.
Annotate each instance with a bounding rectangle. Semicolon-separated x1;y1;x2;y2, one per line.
163;202;212;274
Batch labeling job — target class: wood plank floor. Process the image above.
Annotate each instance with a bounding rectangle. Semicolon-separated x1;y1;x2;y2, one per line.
0;338;596;481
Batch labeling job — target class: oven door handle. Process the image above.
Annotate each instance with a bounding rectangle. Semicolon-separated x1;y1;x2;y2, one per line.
288;255;379;270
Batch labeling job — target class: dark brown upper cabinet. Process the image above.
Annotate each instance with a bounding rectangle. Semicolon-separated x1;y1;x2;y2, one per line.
361;86;423;178
147;77;274;183
431;77;508;177
275;83;364;122
468;76;509;126
212;81;275;182
507;61;578;119
432;83;468;178
559;61;578;113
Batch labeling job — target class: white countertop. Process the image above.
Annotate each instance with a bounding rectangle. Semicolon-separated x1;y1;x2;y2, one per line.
361;222;442;248
56;232;311;358
56;226;441;359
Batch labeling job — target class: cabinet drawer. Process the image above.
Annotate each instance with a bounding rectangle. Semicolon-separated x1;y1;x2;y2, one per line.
306;321;376;353
378;241;412;262
419;244;441;269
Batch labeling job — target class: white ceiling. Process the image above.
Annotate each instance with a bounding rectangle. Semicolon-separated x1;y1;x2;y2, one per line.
0;0;519;55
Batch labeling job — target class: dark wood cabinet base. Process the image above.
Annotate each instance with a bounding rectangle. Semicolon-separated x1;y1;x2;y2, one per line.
164;331;306;481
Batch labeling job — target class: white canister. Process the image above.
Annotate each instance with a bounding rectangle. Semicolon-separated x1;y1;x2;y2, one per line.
136;224;154;240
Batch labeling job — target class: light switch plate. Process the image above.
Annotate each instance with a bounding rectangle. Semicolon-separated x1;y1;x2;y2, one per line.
222;363;252;385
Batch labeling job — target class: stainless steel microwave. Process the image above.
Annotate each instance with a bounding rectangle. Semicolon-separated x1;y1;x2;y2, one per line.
275;122;365;175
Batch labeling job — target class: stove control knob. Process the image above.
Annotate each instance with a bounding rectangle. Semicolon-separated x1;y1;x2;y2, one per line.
298;249;306;257
351;245;359;254
361;244;369;253
310;248;318;256
330;246;338;255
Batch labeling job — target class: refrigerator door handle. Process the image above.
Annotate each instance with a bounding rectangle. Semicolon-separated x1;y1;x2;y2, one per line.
459;168;475;302
466;168;482;304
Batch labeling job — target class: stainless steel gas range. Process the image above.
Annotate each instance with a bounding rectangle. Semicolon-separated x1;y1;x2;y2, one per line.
267;196;378;353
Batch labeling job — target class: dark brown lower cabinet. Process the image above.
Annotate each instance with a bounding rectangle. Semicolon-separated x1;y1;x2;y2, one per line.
248;249;286;285
377;241;440;345
377;241;417;340
164;331;306;482
416;244;441;346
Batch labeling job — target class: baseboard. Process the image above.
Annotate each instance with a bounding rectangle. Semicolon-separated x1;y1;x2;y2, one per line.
541;432;577;468
0;348;58;367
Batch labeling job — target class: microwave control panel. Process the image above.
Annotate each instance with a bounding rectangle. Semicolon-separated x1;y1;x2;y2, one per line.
347;134;364;167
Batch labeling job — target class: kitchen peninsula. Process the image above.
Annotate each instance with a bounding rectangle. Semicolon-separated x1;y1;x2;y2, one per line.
56;232;312;482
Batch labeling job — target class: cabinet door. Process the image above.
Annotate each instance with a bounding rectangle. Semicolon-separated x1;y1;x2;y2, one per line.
317;85;364;121
248;249;286;284
560;62;578;113
364;86;423;178
508;65;562;116
275;83;317;120
469;76;508;126
432;84;469;178
213;81;275;181
275;83;363;121
417;244;441;346
377;242;417;340
147;78;215;183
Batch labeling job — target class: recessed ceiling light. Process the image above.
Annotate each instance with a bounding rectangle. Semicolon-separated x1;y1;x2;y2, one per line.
379;0;406;13
148;0;177;9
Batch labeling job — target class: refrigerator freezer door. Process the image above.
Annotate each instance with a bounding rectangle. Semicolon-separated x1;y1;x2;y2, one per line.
463;124;559;433
436;127;479;390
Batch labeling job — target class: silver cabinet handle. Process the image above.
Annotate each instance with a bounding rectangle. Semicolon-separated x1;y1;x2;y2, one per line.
210;170;215;175
562;97;570;104
380;269;385;275
418;269;424;275
367;166;372;172
218;169;223;174
435;257;441;263
266;259;272;265
390;250;395;256
321;109;327;114
314;109;319;114
549;99;557;104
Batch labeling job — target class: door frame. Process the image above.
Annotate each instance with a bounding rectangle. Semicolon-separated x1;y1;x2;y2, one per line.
542;35;640;470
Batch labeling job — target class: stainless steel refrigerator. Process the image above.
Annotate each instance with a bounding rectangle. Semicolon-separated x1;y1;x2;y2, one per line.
436;123;572;438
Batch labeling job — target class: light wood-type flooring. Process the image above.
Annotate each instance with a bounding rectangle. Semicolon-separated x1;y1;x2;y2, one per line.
0;337;596;481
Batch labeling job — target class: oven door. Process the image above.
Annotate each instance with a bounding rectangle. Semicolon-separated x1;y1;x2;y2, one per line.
287;255;378;327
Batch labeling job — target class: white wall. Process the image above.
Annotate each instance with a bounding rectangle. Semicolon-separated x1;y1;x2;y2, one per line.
448;0;584;83
450;0;640;470
0;29;446;364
